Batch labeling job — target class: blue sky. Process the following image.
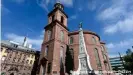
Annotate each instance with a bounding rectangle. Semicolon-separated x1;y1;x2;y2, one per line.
1;0;133;57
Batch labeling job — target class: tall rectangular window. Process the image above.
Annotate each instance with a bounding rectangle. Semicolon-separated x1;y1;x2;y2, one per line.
45;46;48;57
60;46;64;71
47;63;51;73
47;30;52;41
101;46;104;59
61;16;64;24
92;37;96;44
30;60;32;64
52;15;55;22
94;48;101;67
60;31;64;42
42;65;45;75
69;37;73;44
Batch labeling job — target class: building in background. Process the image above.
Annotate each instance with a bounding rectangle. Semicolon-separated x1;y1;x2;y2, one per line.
37;2;112;75
109;46;133;72
0;37;40;75
109;56;125;71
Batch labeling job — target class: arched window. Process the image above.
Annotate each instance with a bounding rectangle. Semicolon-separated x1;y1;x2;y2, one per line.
42;65;45;75
1;72;5;75
1;55;6;61
52;15;55;22
1;47;3;51
60;31;64;42
60;46;64;60
47;63;51;73
69;48;74;59
61;16;64;24
104;54;107;60
101;46;105;60
10;73;14;75
94;48;101;67
26;60;29;63
30;60;32;64
47;30;51;41
92;37;96;44
69;37;73;44
60;46;64;69
101;46;104;51
45;46;48;57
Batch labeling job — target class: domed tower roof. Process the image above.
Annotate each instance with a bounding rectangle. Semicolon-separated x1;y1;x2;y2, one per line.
48;1;68;18
54;1;64;10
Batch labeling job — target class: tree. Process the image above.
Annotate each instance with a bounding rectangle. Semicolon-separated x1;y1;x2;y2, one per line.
123;52;133;74
65;45;74;74
126;49;132;55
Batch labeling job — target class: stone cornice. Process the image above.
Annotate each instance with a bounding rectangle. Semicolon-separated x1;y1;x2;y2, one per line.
42;38;67;45
44;20;69;31
48;8;68;18
68;30;101;41
68;43;105;47
1;43;37;53
100;41;106;44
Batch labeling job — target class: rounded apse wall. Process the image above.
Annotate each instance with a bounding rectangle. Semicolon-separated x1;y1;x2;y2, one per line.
68;30;107;71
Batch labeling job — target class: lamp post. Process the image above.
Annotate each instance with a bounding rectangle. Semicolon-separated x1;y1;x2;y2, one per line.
118;52;125;70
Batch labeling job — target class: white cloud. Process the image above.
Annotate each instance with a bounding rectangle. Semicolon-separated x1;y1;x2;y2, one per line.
70;15;77;19
98;0;133;34
58;0;73;7
104;25;117;34
98;0;133;21
40;30;45;38
69;15;77;21
104;14;133;34
107;39;133;49
37;0;73;13
106;38;133;55
98;7;124;21
106;43;115;49
108;54;125;58
4;30;44;50
108;54;119;58
1;5;11;15
88;0;97;11
37;0;49;13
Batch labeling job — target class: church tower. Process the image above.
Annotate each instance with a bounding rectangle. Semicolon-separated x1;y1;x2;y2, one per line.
38;2;68;75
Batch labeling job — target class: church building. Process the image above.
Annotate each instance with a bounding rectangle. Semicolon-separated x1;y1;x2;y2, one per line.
37;2;112;75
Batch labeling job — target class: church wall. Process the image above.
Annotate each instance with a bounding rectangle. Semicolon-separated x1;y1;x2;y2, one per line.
40;16;68;75
68;32;111;73
39;2;112;75
68;34;79;71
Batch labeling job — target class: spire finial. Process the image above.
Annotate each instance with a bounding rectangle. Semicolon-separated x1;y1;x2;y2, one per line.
79;22;82;28
24;32;28;42
23;33;28;47
24;36;27;42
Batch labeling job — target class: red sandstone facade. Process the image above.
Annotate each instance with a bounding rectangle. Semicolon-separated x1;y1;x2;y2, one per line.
68;31;111;72
37;2;112;75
